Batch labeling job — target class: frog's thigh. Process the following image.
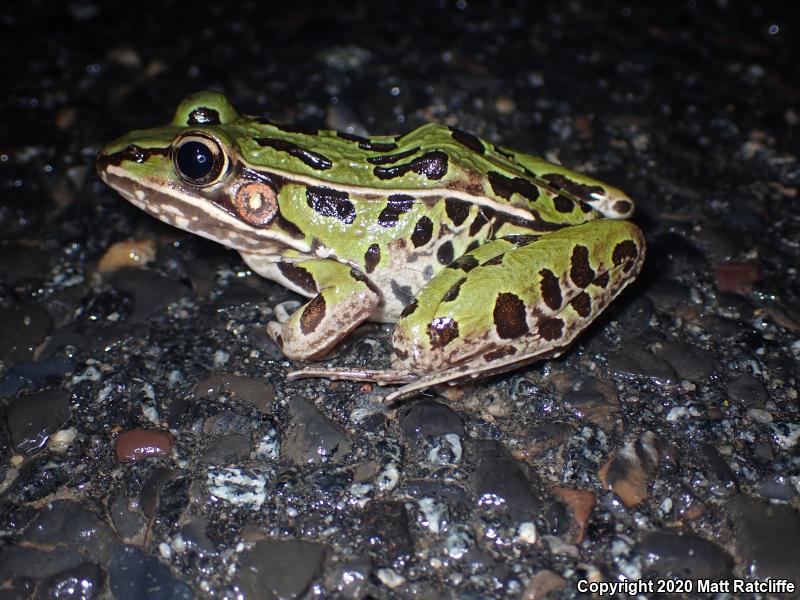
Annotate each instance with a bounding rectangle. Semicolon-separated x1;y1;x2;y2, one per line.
393;219;644;375
267;260;379;361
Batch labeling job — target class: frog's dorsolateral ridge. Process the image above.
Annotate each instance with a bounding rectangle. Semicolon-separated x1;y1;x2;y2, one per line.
97;91;645;402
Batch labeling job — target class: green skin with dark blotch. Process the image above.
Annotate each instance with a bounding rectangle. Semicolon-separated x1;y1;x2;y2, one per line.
97;91;645;401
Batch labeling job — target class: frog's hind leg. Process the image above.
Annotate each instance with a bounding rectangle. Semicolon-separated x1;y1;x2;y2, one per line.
389;218;645;402
505;148;634;219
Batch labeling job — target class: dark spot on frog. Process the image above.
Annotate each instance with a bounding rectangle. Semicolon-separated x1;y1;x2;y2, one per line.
367;147;419;165
592;272;609;288
442;277;467;302
337;132;399;152
378;194;415;228
96;144;169;169
427;317;459;349
277;263;317;295
348;268;378;293
255;137;333;170
364;244;381;273
542;173;605;203
449;128;485;154
494;145;515;159
570;245;595;288
552;194;576;213
394;347;409;360
504;234;540;246
481;253;504;267
299;295;327;334
444;198;470;226
613;200;633;215
275;210;305;239
538;317;564;341
483;346;517;362
391;280;414;306
448;255;479;272
465;240;482;253
468;208;492;236
612;240;639;272
437;241;454;265
570;291;592;318
538;268;562;310
188;106;220;126
411;216;433;247
373;151;449;181
493;292;529;339
306;186;356;224
400;299;418;318
423;264;434;281
580;201;593;213
487;171;542;202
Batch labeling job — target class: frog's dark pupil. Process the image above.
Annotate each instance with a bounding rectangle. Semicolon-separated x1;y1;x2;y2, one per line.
176;141;214;181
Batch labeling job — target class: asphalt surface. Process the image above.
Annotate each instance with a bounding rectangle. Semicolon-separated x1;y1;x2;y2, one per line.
1;2;799;599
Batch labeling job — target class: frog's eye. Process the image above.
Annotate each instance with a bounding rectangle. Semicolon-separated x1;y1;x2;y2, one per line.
172;134;227;186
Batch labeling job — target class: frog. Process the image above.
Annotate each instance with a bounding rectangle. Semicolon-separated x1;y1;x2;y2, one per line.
96;91;645;403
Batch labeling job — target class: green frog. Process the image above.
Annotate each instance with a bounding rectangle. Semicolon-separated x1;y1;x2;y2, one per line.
97;92;644;402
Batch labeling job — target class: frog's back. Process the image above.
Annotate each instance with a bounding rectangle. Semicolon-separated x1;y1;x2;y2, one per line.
236;119;625;229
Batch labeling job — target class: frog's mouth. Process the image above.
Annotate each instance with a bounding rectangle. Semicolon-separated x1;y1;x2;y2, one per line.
96;146;293;254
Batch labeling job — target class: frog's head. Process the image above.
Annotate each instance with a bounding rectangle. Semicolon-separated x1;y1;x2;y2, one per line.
96;91;287;251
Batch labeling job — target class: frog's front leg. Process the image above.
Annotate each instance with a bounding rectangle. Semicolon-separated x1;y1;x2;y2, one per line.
262;259;380;361
388;218;645;401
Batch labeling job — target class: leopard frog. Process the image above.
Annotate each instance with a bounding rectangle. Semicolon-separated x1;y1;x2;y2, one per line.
96;92;645;402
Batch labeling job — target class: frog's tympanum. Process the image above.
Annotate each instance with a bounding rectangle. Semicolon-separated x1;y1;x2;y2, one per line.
97;92;645;402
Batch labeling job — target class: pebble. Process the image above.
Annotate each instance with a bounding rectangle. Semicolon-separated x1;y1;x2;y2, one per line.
108;268;190;323
612;296;655;340
236;538;327;600
322;556;371;600
514;422;576;460
755;473;795;501
282;397;352;465
0;357;74;397
653;341;717;382
638;531;733;579
202;410;253;437
727;374;768;406
194;373;275;413
599;432;673;507
467;439;566;531
362;500;413;566
108;491;146;541
728;495;800;580
559;375;619;431
521;569;566;600
607;343;677;384
0;302;52;364
97;239;156;273
108;544;193;600
713;262;760;295
399;398;465;440
34;561;106;600
5;389;71;454
552;487;596;544
199;434;252;465
205;467;268;510
645;279;692;313
114;428;173;463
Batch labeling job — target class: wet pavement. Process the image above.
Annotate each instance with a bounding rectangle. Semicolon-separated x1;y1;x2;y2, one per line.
1;1;799;598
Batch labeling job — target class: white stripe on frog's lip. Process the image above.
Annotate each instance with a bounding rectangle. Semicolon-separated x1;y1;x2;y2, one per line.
102;164;312;255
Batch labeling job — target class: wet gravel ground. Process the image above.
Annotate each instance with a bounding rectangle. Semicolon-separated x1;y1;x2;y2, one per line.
1;1;799;599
